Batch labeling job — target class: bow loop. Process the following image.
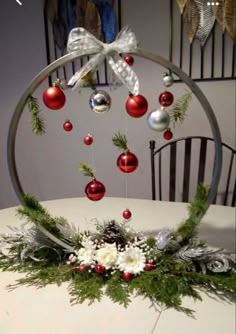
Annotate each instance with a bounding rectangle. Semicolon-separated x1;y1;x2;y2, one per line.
67;26;139;95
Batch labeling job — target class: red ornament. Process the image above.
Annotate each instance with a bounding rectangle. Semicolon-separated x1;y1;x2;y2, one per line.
145;263;155;271
126;94;148;118
159;91;174;107
85;180;106;201
124;55;134;66
43;86;66;110
95;264;105;274
77;264;87;273
117;151;138;173
122;209;132;220
63;120;73;132
83;134;93;145
122;272;132;282
163;129;173;140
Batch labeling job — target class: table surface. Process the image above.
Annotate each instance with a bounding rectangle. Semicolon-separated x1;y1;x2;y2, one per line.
0;197;235;334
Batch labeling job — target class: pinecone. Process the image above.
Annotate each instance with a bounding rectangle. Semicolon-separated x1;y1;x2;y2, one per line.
102;221;125;245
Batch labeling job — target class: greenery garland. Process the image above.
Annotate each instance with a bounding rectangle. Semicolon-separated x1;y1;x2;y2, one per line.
0;185;235;317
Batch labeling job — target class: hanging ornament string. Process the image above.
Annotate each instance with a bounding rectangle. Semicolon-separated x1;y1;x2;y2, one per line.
67;26;139;95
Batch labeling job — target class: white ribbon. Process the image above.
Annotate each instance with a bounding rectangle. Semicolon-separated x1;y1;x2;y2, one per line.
67;26;139;95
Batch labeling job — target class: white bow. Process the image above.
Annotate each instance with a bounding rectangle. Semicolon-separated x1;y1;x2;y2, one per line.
67;26;139;95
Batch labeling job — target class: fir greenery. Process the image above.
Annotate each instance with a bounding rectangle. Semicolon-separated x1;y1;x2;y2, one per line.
27;95;46;135
112;132;128;151
79;162;96;179
0;185;235;316
170;92;192;126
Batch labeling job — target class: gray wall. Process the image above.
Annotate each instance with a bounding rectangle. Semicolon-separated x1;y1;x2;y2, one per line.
0;0;235;208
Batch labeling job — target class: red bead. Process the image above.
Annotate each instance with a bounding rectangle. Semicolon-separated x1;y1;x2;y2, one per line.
85;180;106;201
117;151;138;173
63;121;73;132
122;272;132;282
122;209;132;220
83;134;93;145
95;264;105;274
159;91;174;107
126;94;148;118
163;129;173;140
124;55;134;66
43;86;66;110
77;265;87;273
145;263;155;271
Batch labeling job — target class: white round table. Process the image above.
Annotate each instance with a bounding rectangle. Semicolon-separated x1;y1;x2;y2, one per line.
0;198;235;334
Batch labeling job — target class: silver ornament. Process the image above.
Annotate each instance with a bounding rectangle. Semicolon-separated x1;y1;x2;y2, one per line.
155;230;171;250
163;72;174;87
147;107;170;131
89;90;111;114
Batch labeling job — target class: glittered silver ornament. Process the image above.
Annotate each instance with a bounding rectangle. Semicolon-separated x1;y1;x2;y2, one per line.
89;90;111;114
155;230;171;250
163;72;174;87
147;107;170;131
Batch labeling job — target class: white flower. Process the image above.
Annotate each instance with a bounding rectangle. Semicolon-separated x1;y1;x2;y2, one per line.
95;243;118;269
117;247;146;274
77;236;96;265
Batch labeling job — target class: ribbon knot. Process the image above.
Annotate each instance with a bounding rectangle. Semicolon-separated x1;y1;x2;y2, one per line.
67;26;139;95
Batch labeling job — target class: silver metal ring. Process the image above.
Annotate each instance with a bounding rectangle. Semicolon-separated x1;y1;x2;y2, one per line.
7;48;222;211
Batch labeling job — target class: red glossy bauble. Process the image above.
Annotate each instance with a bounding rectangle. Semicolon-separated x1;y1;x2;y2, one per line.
85;180;106;201
43;86;66;110
122;272;132;282
126;94;148;118
83;134;93;145
163;129;173;140
63;120;73;132
95;264;105;274
145;263;155;271
77;264;87;273
122;209;132;220
124;55;134;66
117;151;138;173
159;91;174;107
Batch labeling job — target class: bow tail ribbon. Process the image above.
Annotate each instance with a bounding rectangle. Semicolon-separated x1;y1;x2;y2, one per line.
107;53;139;95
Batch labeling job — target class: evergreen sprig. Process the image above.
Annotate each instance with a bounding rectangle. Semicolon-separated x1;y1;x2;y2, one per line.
175;184;209;242
82;71;96;90
79;162;96;179
27;95;46;135
112;132;128;151
170;92;192;126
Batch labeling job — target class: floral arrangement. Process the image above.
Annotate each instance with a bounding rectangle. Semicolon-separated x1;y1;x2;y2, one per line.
0;185;235;317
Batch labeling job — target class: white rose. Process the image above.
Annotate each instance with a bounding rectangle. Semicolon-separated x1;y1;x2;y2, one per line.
96;243;118;269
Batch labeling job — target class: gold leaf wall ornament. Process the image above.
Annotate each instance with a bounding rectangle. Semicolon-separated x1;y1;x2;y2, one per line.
212;0;226;32
84;1;103;41
224;0;236;42
176;0;188;14
195;0;216;46
183;0;200;44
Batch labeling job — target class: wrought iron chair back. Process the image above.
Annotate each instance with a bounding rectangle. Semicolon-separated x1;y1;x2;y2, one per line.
150;136;236;206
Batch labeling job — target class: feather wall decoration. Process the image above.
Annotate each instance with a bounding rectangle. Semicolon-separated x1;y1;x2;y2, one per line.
224;0;236;42
183;0;200;44
176;0;188;14
44;0;58;24
195;0;216;46
84;1;103;40
76;0;88;27
212;0;225;32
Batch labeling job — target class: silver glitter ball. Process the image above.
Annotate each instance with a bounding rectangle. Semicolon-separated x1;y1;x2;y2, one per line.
147;107;170;131
155;230;171;250
163;72;174;87
89;90;111;114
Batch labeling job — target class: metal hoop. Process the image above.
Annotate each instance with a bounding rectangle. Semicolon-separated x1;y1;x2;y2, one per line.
7;48;222;211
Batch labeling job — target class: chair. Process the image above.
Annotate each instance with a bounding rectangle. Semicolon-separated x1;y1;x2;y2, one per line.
149;136;236;207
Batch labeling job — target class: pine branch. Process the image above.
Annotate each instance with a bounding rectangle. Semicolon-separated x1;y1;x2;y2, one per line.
112;132;128;151
79;162;95;179
106;272;131;307
175;184;209;242
82;71;96;90
170;92;192;126
27;95;46;135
